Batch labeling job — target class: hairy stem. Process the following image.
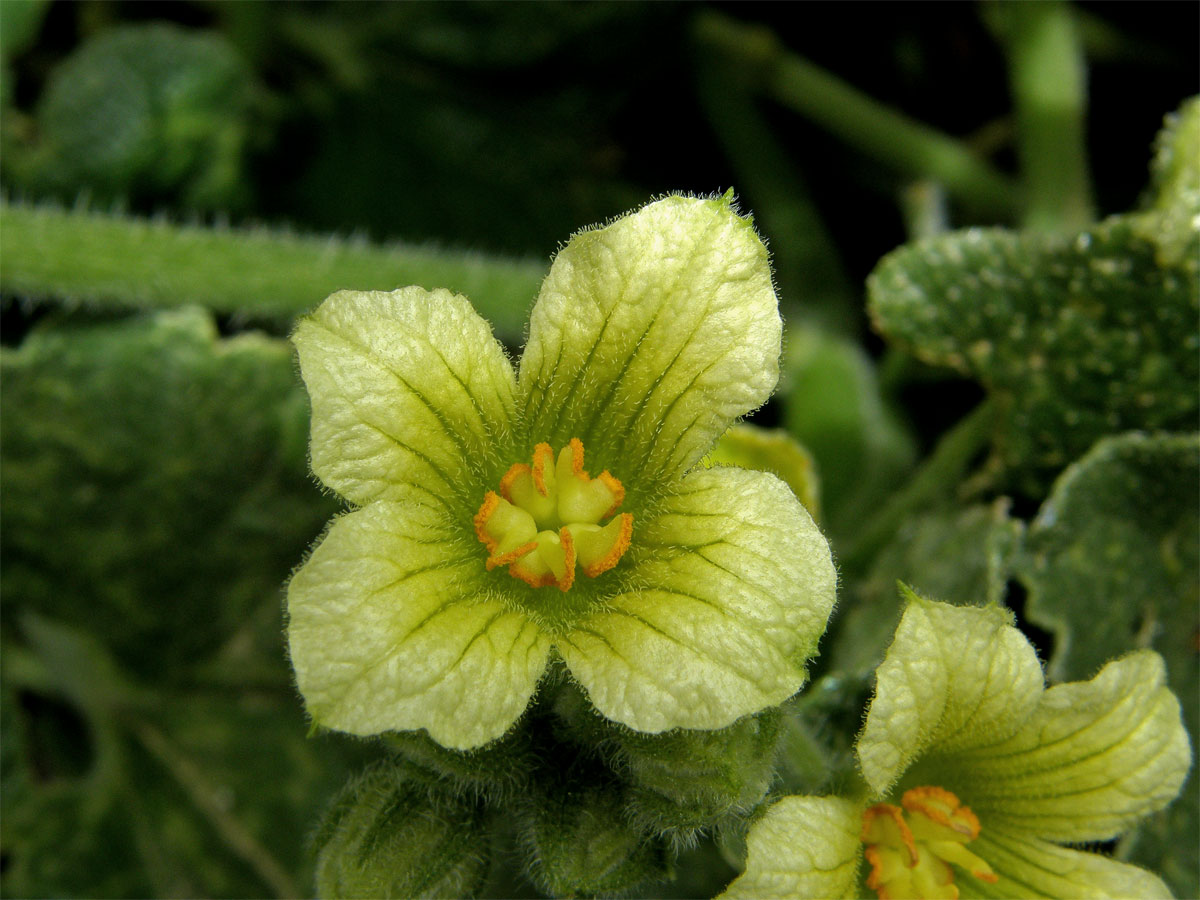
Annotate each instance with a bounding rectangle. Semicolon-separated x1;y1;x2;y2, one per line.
0;198;545;335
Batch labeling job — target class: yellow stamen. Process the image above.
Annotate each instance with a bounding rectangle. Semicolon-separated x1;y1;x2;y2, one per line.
475;439;632;590
862;787;997;899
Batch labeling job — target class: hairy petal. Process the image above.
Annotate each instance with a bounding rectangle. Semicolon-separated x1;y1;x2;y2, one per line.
287;497;550;749
719;796;862;900
965;826;1171;899
950;651;1191;843
293;287;517;510
857;593;1044;796
558;467;836;732
518;195;781;498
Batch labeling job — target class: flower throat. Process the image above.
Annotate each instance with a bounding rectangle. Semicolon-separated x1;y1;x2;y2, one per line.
474;439;633;591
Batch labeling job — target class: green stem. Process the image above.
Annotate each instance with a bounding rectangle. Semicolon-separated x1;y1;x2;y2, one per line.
1000;0;1094;231
694;11;1021;220
129;717;300;900
842;399;995;569
899;179;950;241
692;46;859;334
0;198;545;336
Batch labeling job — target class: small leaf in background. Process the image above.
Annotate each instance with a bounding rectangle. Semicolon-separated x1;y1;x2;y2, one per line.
825;500;1022;679
781;325;916;541
313;759;491;900
867;215;1199;491
8;23;256;210
1143;96;1200;275
0;308;336;680
707;423;821;520
0;0;48;58
1018;431;1199;900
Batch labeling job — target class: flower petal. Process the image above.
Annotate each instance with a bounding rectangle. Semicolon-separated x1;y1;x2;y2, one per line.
946;651;1190;844
558;466;836;732
857;592;1044;796
719;796;862;900
968;825;1172;899
287;496;551;749
293;287;517;510
517;195;781;498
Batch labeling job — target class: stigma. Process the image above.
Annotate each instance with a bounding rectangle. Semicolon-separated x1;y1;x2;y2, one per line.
474;439;633;591
861;786;998;899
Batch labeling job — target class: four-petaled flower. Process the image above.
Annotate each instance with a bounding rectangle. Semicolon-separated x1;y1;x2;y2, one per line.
286;195;838;749
722;589;1191;899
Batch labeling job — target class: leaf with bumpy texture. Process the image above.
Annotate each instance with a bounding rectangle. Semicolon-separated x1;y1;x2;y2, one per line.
0;308;336;680
1018;431;1199;900
867;215;1198;491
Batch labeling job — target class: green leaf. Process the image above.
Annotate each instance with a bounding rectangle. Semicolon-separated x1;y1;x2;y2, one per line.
2;616;368;898
782;324;916;539
718;795;862;900
827;500;1022;678
292;286;518;511
1146;97;1199;215
0;0;49;58
518;194;782;503
21;24;254;209
558;466;837;734
706;423;820;519
1018;431;1199;898
856;591;1044;796
314;759;491;900
1144;97;1200;293
1020;432;1199;698
287;498;551;749
0;308;334;678
867;216;1199;489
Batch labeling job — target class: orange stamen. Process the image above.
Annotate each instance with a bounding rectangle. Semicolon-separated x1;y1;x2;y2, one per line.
557;527;576;592
903;786;980;839
597;470;626;517
486;541;537;571
863;846;890;895
566;437;587;477
508;559;557;589
473;491;502;552
581;513;633;577
862;803;918;866
498;463;530;503
531;443;554;496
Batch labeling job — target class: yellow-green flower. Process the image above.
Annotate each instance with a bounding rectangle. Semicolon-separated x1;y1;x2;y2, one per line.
286;195;837;749
722;590;1191;899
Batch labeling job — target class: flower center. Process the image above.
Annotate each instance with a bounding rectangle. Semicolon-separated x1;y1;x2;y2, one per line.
473;438;633;591
861;786;998;900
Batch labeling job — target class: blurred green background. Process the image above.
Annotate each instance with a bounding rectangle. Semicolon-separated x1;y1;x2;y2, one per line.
1;2;1196;897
